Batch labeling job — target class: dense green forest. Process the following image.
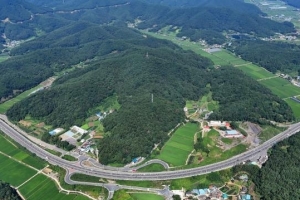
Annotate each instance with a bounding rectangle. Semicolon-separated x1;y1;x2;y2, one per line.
233;132;300;199
230;40;300;73
1;0;295;44
0;22;146;98
208;67;293;123
7;29;293;163
177;29;226;45
0;181;21;200
25;0;295;38
142;0;263;14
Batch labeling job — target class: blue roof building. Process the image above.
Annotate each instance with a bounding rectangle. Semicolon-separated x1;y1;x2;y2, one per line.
241;194;251;200
226;130;239;135
223;193;228;199
191;189;209;196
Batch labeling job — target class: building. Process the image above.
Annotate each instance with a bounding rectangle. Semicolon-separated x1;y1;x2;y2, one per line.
239;174;249;182
240;194;251;200
191;188;209;196
172;188;185;200
49;128;64;136
208;121;226;127
60;126;88;145
224;130;244;138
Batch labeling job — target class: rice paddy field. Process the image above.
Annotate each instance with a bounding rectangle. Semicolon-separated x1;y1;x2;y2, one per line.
0;134;46;169
19;174;90;200
211;50;249;66
156;123;199;166
0;85;42;114
0;55;9;63
0;153;37;186
285;98;300;120
259;77;300;99
236;64;275;80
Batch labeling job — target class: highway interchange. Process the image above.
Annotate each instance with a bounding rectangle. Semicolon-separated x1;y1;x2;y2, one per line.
0;116;300;181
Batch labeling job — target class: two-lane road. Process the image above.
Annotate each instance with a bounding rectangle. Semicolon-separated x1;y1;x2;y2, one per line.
0;118;299;181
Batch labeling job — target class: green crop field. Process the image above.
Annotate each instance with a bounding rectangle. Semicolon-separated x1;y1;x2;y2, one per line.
130;193;164;200
260;77;300;98
0;153;37;186
19;174;90;200
237;64;275;80
0;55;9;63
211;50;236;61
140;30;229;65
0;85;41;113
138;163;166;172
156;123;199;166
259;125;285;143
0;134;46;169
285;99;300;119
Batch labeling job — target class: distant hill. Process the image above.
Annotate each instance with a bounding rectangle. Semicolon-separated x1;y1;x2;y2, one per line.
26;0;295;38
0;0;46;22
282;0;300;8
141;0;263;14
0;0;51;41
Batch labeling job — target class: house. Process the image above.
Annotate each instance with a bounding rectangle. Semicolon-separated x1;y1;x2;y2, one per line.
239;174;249;182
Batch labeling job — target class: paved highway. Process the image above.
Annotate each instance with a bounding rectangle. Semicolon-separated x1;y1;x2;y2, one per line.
0;118;299;181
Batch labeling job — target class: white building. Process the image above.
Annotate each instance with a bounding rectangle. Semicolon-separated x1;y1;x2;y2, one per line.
208;121;226;127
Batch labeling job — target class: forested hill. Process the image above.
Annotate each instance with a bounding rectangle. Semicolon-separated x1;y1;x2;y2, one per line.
142;0;263;14
0;0;50;41
0;0;294;44
0;22;147;99
24;0;295;38
230;40;300;73
282;0;300;8
235;133;300;199
0;0;47;22
7;24;293;163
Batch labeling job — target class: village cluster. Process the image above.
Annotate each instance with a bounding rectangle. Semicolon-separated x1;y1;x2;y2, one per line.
172;174;252;200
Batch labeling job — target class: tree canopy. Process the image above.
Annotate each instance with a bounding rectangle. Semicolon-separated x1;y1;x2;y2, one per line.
0;181;22;200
